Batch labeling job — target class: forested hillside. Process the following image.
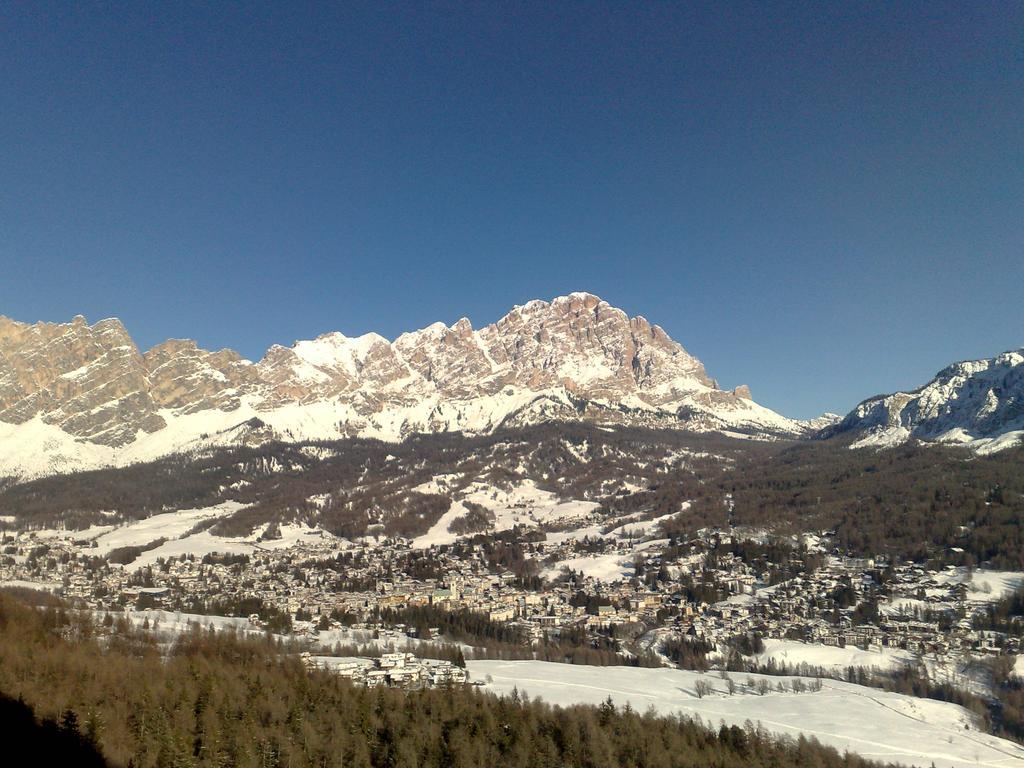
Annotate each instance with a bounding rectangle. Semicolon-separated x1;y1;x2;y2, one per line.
0;591;890;768
2;425;1022;566
673;439;1024;568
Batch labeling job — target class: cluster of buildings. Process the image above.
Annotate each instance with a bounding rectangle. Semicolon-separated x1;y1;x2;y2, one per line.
658;546;1021;660
303;652;469;689
2;513;1020;689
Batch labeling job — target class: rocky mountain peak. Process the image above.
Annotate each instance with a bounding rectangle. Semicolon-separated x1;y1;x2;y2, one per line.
451;317;474;335
145;339;254;414
0;314;160;447
0;295;815;478
827;348;1024;452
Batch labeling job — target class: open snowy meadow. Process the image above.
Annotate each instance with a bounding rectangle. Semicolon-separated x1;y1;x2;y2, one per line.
467;660;1024;768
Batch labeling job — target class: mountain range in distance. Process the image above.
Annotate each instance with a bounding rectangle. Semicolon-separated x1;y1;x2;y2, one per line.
0;292;1020;479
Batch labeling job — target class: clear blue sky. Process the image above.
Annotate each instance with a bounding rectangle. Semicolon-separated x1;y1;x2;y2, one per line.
1;2;1021;418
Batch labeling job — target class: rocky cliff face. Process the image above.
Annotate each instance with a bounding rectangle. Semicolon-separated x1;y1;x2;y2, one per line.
145;340;256;414
0;315;165;446
826;350;1024;453
0;293;814;477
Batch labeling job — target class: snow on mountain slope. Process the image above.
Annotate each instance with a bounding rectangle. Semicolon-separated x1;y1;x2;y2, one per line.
412;478;602;549
0;294;817;478
24;500;340;572
468;660;1024;768
827;350;1024;453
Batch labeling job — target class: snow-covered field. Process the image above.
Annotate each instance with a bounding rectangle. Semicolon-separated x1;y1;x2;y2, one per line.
932;569;1024;603
413;479;600;548
467;660;1024;768
23;501;342;570
120;610;258;635
86;501;247;556
754;639;917;674
124;521;336;570
542;551;634;582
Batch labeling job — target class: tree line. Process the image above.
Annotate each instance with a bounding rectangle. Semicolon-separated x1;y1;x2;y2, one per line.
0;590;896;768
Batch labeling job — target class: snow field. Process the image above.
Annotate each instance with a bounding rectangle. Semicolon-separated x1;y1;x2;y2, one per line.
754;639;917;674
413;479;601;549
467;660;1024;768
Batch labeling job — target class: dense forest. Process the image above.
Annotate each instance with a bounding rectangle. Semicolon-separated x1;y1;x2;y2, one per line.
661;439;1024;568
0;591;894;768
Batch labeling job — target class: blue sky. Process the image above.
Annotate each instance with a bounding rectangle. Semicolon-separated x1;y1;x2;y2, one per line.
1;2;1021;419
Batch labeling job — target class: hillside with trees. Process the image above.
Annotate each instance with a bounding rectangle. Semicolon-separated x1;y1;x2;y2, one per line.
0;591;893;768
2;425;1022;566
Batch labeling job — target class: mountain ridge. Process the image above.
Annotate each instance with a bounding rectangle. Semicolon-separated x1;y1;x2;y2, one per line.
825;348;1024;453
0;293;819;478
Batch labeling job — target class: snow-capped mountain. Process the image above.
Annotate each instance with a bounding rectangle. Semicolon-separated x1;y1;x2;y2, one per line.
0;293;817;478
827;349;1024;453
